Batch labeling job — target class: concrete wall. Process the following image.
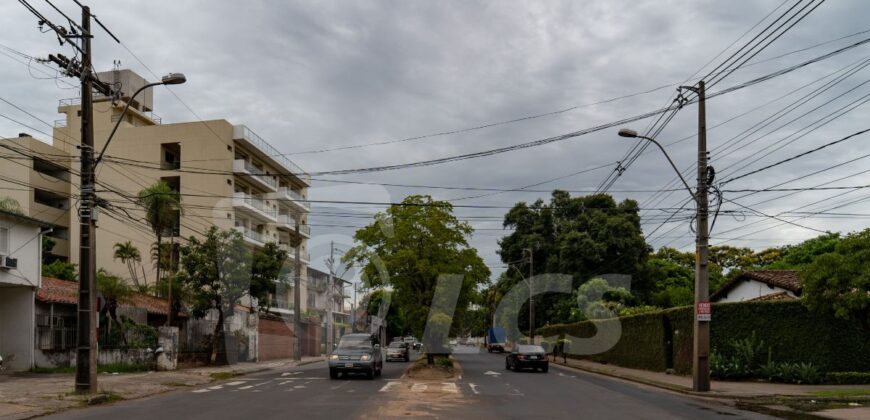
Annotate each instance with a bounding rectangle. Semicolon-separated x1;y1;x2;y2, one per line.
0;287;35;371
35;348;156;370
715;280;796;303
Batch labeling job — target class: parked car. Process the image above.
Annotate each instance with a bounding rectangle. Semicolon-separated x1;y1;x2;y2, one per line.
505;345;549;373
328;333;383;379
386;341;410;362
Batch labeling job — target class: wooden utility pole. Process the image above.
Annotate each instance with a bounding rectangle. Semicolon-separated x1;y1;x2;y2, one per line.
74;5;98;394
527;248;534;342
293;214;302;361
692;80;711;392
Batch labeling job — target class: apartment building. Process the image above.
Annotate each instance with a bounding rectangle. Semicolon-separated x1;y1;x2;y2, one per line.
0;69;311;315
307;267;351;349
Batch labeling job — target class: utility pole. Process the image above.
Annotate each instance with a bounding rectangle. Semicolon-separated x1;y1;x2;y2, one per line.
75;5;98;395
692;80;711;392
293;213;302;361
326;241;335;353
527;248;534;342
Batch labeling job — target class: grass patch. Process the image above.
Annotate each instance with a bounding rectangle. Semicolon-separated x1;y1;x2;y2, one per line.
209;371;239;381
31;363;151;375
812;389;870;398
160;382;190;388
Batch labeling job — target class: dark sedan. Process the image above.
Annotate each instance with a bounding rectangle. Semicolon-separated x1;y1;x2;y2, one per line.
328;333;383;379
505;345;549;372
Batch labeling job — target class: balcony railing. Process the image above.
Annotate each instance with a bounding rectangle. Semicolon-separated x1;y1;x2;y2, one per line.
235;226;264;244
233;192;277;219
276;187;311;210
234;125;310;182
234;159;279;189
53;118;67;128
59;98;81;107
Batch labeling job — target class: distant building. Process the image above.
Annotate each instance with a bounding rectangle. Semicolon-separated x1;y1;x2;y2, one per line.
0;208;51;371
0;68;312;316
710;270;801;303
307;267;351;351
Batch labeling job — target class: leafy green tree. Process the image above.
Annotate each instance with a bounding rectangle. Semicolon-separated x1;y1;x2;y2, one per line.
41;236;56;264
138;180;181;286
250;242;289;312
43;260;77;281
178;227;251;364
497;192;650;327
345;195;490;339
802;229;870;326
766;232;840;269
363;289;406;338
97;270;133;346
113;241;145;290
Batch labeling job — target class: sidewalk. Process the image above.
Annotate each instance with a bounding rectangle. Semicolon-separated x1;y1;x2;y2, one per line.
0;356;324;420
551;357;870;419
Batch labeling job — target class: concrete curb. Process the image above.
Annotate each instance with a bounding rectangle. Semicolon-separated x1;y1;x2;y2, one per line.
549;360;870;403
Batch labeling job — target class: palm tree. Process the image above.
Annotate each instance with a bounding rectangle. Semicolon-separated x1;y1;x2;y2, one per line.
113;241;144;290
138;181;181;293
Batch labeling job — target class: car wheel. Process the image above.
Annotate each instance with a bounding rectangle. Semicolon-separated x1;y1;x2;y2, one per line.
542;366;549;373
488;347;492;353
329;369;338;379
366;367;375;379
505;359;511;370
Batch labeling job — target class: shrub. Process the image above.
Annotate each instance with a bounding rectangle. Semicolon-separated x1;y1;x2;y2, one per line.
826;372;870;385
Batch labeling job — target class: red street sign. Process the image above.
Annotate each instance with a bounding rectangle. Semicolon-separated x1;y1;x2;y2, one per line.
697;301;711;321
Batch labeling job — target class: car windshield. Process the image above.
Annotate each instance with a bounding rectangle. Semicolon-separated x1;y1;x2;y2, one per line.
337;336;373;350
389;342;404;348
518;345;545;353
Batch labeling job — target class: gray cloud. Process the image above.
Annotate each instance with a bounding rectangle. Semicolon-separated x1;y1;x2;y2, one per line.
1;0;868;277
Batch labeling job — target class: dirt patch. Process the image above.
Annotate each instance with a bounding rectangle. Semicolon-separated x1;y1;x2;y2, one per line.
406;356;457;380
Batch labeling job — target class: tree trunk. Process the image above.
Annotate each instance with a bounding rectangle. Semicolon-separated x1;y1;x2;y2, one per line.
155;234;162;294
210;303;228;365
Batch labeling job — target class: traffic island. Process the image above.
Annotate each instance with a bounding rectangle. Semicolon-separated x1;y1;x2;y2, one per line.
363;355;465;418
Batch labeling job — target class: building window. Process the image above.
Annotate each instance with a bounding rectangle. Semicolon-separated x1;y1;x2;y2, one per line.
160;143;181;170
0;226;9;254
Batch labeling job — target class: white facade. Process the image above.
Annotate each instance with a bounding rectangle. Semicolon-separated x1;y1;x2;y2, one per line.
0;212;44;371
713;279;797;303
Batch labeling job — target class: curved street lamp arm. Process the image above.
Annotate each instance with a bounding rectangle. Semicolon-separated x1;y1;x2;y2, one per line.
636;135;697;204
93;81;163;168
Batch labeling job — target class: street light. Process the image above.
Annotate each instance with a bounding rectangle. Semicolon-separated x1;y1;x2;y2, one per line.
618;125;712;392
94;72;187;167
617;129;695;201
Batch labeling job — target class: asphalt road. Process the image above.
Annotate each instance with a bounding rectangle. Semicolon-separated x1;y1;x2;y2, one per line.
44;347;776;419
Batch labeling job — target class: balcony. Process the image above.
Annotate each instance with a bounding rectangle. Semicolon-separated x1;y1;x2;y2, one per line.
278;243;310;262
267;187;310;213
233;125;310;186
233;159;278;192
273;214;311;238
53;118;67;128
233;192;277;223
234;226;265;247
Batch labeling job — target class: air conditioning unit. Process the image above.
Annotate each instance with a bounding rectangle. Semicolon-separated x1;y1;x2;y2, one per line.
0;256;18;269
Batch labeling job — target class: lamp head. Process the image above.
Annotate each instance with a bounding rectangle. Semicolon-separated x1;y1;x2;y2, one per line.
618;128;638;138
161;73;186;85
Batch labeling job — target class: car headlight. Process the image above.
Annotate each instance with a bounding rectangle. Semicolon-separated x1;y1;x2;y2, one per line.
360;354;372;361
330;354;339;360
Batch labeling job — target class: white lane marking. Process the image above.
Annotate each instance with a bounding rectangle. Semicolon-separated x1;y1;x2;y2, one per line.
303;381;312;385
509;388;524;396
254;382;270;387
281;372;302;377
379;381;400;392
192;389;210;393
226;381;246;386
468;383;480;395
484;371;502;377
279;380;294;385
238;385;254;390
293;385;306;389
411;383;427;392
441;383;458;393
208;385;223;390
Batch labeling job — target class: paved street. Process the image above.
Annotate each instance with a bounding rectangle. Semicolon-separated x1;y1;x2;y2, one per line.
44;347;774;419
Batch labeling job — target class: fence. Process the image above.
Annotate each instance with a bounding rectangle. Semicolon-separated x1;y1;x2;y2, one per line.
35;314;76;350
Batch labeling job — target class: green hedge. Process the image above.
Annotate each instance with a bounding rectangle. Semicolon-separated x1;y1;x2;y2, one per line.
539;300;870;375
539;313;668;371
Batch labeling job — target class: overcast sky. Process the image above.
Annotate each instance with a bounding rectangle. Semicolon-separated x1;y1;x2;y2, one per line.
2;0;869;280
